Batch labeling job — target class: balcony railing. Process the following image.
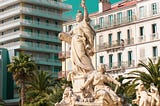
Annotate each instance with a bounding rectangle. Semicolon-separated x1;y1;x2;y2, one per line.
0;41;21;48
21;0;72;10
0;31;60;43
0;41;61;53
20;42;61;53
21;32;60;43
97;40;125;51
21;19;62;31
0;0;72;10
0;0;18;7
124;38;134;45
105;60;135;73
93;15;136;30
0;31;21;42
0;7;21;19
0;19;21;31
58;51;71;60
150;33;159;41
138;35;146;43
0;19;62;31
32;57;61;66
22;7;71;21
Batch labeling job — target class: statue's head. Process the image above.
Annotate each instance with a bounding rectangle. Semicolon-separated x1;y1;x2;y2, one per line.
76;10;83;22
98;64;106;73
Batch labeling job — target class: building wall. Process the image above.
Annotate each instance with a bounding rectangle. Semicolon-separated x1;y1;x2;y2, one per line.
61;0;160;78
0;48;13;100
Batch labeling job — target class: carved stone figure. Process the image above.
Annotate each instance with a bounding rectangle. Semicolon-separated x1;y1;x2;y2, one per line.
81;64;122;106
148;83;160;106
55;87;77;106
59;0;95;76
132;82;151;106
58;0;122;106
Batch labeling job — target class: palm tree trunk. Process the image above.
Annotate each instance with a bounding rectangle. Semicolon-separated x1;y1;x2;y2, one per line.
21;80;25;106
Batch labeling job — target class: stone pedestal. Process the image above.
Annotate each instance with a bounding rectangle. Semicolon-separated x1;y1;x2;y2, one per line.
72;75;86;99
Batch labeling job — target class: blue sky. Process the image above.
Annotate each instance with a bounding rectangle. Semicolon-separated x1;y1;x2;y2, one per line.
64;0;121;19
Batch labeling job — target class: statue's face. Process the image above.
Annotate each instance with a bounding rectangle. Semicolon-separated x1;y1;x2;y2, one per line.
98;65;105;73
76;14;83;22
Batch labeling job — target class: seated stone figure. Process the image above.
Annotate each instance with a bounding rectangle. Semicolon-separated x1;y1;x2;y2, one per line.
132;82;151;106
81;64;122;106
148;83;160;106
55;87;77;106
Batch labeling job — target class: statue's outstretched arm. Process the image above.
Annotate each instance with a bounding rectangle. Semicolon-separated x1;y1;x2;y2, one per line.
81;0;89;21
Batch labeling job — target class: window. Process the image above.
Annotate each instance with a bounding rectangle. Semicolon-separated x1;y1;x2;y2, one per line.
54;54;59;60
109;54;113;69
108;33;112;47
117;12;122;24
46;20;49;25
100;56;104;63
117;31;121;45
68;25;73;31
46;43;49;48
127;10;133;22
37;18;40;24
46;32;49;37
128;51;132;67
118;53;122;67
37;30;40;36
139;6;145;18
99;17;104;28
140;26;144;36
108;15;113;26
153;46;158;57
152;3;157;15
99;35;103;46
152;24;157;33
127;29;131;44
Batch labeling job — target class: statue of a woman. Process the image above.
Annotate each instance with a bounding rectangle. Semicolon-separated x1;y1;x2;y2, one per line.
59;0;95;75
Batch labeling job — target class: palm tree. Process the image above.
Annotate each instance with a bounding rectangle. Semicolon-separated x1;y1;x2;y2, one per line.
7;53;36;106
25;70;54;106
50;78;71;105
128;58;160;91
25;70;72;106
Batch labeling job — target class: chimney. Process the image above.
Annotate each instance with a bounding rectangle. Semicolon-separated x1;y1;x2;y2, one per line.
99;0;111;12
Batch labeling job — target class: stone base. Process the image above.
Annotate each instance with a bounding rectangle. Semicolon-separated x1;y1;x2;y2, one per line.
74;101;107;106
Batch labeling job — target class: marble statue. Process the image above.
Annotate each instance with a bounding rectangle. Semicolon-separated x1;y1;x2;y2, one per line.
58;0;122;106
81;64;122;106
148;83;160;106
55;87;77;106
59;0;95;76
132;82;160;106
135;82;151;106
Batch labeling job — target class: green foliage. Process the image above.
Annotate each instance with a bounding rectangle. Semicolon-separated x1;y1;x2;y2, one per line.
125;58;160;105
25;70;54;106
0;98;5;106
128;58;160;91
25;70;72;106
7;53;37;105
116;76;137;105
7;53;37;85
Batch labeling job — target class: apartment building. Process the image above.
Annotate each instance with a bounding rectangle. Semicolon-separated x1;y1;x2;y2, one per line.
0;0;72;77
0;0;72;104
59;0;160;78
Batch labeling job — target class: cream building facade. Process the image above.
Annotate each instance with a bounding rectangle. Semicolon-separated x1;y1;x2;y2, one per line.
59;0;160;78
